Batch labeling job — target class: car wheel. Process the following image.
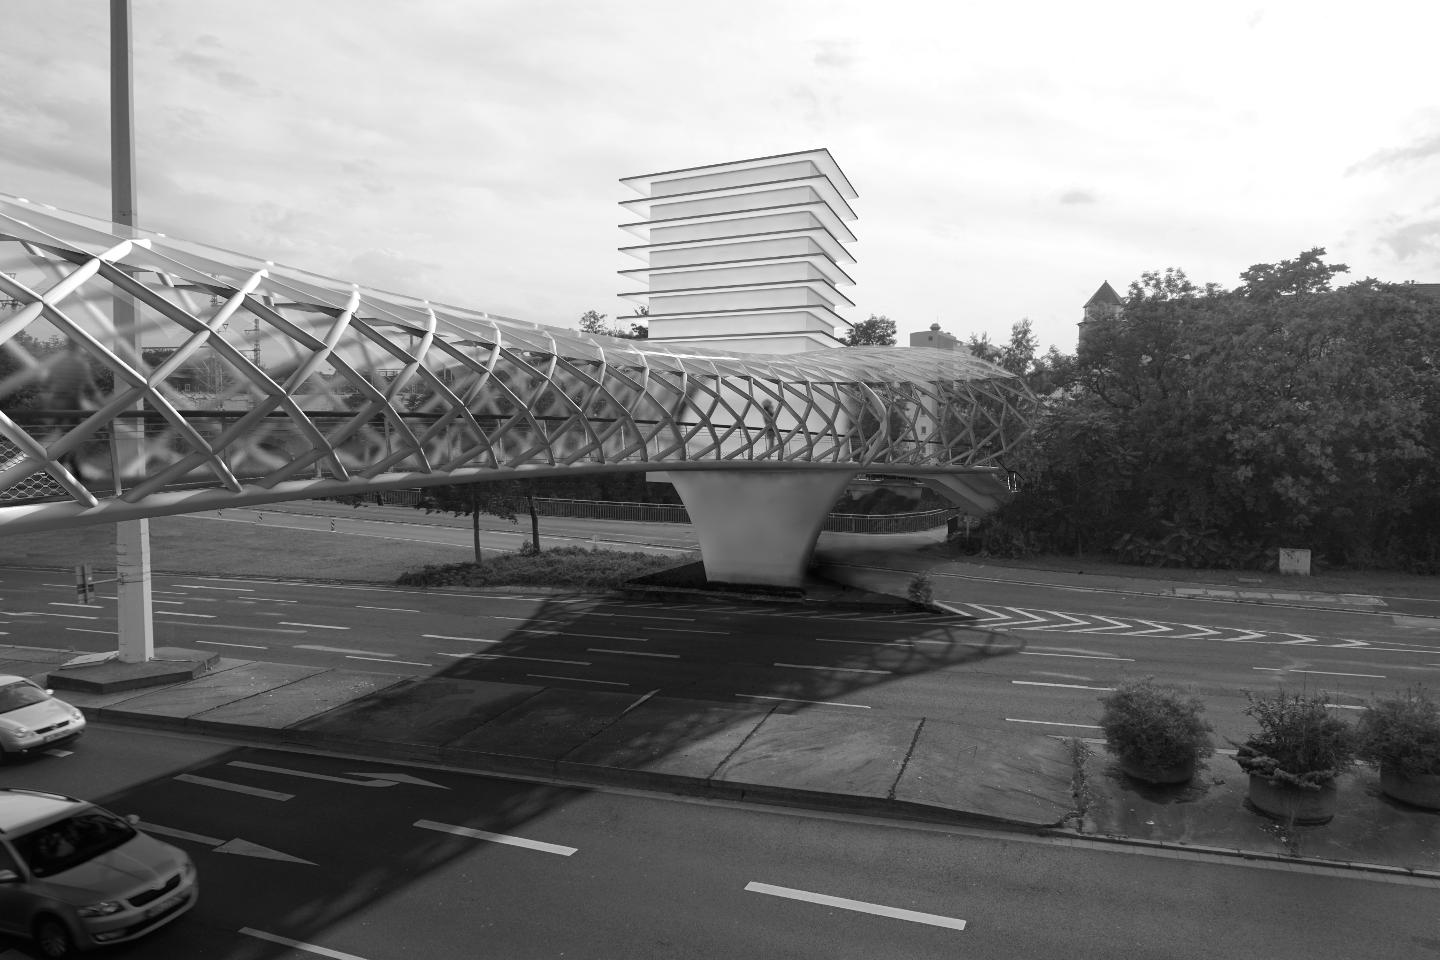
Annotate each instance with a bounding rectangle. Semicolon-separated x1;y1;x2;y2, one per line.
33;916;76;958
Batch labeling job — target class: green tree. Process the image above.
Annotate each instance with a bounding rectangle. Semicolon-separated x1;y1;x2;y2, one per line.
416;480;540;564
1237;247;1349;302
843;314;897;346
578;310;610;336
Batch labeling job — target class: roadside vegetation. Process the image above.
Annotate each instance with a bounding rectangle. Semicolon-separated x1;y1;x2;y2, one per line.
395;544;687;589
963;250;1440;573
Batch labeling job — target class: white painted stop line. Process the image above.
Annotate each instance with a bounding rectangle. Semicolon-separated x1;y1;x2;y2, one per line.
745;881;967;931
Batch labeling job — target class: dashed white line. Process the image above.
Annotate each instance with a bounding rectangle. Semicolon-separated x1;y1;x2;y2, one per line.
588;648;680;659
356;605;422;613
436;653;591;665
175;774;293;801
1325;703;1366;711
1005;718;1104;729
744;881;966;931
174;584;254;592
1012;681;1115;691
34;612;99;620
774;662;892;675
156;610;216;619
736;694;870;709
197;640;269;650
528;674;629;686
423;633;498;644
240;929;369;960
414;819;577;856
65;627;117;636
1019;652;1134;662
1252;667;1385;678
347;655;431;667
641;626;730;635
281;622;350;630
512;628;644;642
297;644;391;656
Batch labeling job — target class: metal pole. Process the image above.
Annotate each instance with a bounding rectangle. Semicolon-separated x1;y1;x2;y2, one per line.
111;0;154;663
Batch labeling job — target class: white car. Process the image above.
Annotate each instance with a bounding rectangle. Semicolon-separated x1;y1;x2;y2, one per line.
0;677;85;761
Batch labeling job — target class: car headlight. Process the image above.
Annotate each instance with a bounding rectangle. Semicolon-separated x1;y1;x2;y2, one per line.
78;900;125;917
0;722;31;737
68;707;84;721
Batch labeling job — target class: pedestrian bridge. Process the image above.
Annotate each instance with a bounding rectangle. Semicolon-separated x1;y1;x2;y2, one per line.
0;194;1036;584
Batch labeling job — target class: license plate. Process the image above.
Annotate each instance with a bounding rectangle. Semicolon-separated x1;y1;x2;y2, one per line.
143;890;186;920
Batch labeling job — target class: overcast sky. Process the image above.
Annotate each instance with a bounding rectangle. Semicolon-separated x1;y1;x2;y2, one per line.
3;1;1437;354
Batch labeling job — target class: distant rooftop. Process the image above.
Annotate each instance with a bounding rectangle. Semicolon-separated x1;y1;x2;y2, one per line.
1084;281;1123;307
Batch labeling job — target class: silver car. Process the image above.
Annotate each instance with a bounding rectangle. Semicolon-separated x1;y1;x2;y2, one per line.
0;789;197;956
0;677;85;760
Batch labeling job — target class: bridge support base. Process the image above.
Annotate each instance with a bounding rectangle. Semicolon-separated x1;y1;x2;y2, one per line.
657;470;856;588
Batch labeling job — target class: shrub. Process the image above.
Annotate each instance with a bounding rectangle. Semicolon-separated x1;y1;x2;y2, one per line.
396;546;683;589
906;571;934;608
1356;686;1440;780
1097;677;1213;771
1233;689;1356;789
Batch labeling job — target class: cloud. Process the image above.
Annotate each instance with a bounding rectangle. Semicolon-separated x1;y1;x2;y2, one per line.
345;248;439;293
813;40;857;70
171;50;274;97
1377;218;1440;261
1059;189;1097;205
1347;132;1440;175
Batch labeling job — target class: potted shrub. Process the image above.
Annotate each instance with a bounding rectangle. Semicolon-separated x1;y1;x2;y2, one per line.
1233;689;1356;824
1097;677;1213;784
1356;686;1440;810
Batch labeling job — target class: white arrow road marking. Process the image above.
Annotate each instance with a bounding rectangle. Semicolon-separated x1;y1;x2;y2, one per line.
227;761;448;789
414;819;576;856
744;882;967;931
175;774;293;801
138;822;314;864
241;929;367;959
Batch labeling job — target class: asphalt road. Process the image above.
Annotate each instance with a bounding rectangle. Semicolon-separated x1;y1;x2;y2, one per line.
0;725;1433;960
3;562;1440;748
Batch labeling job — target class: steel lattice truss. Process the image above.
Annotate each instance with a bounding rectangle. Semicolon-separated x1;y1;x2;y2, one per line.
0;195;1036;533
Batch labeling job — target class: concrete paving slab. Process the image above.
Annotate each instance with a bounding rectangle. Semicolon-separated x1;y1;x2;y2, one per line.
559;696;772;787
0;646;72;666
295;677;545;753
1085;755;1440;872
43;659;254;710
194;670;407;731
442;688;636;770
713;709;920;801
893;720;1075;828
99;661;324;720
46;646;220;693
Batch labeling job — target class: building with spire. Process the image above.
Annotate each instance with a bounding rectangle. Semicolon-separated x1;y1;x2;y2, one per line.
1077;280;1123;350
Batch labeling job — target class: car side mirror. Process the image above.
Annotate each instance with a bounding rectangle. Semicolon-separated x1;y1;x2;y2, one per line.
44;689;54;696
0;869;19;883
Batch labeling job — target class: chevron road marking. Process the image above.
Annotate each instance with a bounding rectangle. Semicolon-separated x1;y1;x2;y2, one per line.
1069;615;1135;633
1015;612;1093;632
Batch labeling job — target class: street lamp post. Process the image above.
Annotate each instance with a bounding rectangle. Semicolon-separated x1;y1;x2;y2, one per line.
111;0;155;663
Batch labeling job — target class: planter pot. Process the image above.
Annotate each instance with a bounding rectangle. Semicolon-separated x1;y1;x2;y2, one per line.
1379;766;1440;811
1119;755;1196;785
1247;774;1337;825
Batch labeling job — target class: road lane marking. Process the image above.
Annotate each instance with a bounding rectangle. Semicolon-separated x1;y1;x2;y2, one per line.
1326;703;1366;711
1012;681;1115;691
246;597;299;603
240;929;369;959
282;622;351;630
1019;652;1134;661
34;612;100;620
356;605;422;613
736;694;870;709
1005;718;1104;729
153;599;185;605
175;774;293;801
65;627;117;635
1252;667;1385;678
347;655;432;667
197;640;269;649
622;689;661;714
591;612;696;621
528;674;630;686
48;602;98;609
588;648;680;659
190;622;307;634
484;615;564;623
174;584;254;591
414;819;577;856
423;633;499;644
139;824;315;864
744;882;966;931
226;762;448;788
297;644;391;656
155;610;217;619
41;748;73;757
774;662;892;675
641;626;730;634
437;652;591;665
512;628;646;642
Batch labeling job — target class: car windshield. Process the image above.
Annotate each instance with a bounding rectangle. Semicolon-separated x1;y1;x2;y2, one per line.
13;810;137;878
0;682;49;714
